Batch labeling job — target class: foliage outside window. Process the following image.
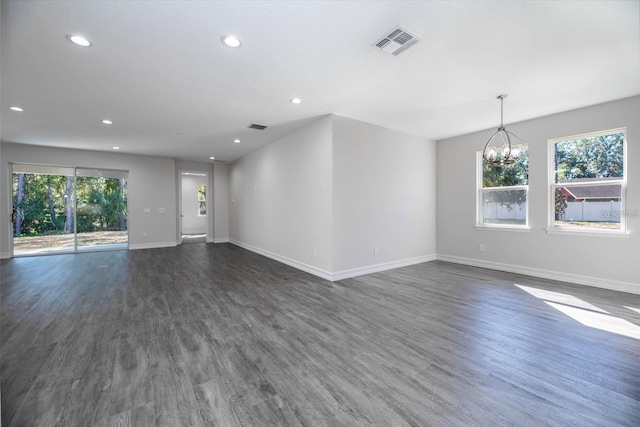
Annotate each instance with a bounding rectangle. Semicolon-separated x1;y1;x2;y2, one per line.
549;129;627;233
13;173;127;237
198;184;206;216
477;145;529;227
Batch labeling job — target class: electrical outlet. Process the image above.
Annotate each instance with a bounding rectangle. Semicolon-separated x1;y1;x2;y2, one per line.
374;246;379;255
143;232;148;238
313;248;318;257
479;244;485;252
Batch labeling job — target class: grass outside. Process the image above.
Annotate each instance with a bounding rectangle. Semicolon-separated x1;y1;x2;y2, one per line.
555;221;620;230
14;231;128;251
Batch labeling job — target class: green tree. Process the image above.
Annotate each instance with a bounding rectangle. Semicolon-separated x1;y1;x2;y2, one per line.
555;188;567;220
13;173;127;237
555;132;624;181
14;173;24;236
483;147;528;187
76;176;127;232
63;176;74;233
482;145;528;209
13;173;69;235
101;178;127;230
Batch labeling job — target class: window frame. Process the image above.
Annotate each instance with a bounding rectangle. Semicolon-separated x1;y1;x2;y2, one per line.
476;148;530;231
547;127;628;236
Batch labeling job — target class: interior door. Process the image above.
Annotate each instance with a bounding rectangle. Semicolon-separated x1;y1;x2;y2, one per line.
180;172;207;237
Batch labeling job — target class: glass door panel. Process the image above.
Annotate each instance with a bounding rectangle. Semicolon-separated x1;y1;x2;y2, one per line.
75;168;128;251
12;164;76;256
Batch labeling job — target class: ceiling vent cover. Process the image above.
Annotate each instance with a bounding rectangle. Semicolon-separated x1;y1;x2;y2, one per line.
373;26;421;56
248;123;268;130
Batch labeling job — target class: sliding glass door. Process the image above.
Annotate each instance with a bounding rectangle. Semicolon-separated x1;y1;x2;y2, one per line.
11;163;128;256
75;168;128;252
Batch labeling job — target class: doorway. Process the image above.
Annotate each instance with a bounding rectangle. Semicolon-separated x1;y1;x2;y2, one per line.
11;163;128;256
180;172;207;244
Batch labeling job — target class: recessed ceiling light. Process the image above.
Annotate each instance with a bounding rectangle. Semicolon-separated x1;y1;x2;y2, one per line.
102;119;113;125
112;146;120;150
66;34;93;48
290;98;303;104
233;139;241;144
222;35;242;48
210;156;215;160
9;106;24;112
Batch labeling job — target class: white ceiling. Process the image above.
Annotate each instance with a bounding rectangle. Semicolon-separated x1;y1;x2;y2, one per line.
2;0;639;163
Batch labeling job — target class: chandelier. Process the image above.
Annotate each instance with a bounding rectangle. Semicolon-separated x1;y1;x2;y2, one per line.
482;94;523;166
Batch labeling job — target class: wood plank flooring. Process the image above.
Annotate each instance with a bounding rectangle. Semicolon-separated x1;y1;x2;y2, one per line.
1;243;639;426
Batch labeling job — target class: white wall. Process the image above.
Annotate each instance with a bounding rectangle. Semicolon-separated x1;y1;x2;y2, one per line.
0;143;177;256
332;116;437;278
436;96;640;293
228;114;437;281
180;174;207;235
213;162;229;243
229;116;334;277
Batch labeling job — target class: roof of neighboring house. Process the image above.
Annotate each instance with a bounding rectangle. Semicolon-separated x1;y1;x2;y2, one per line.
559;177;621;200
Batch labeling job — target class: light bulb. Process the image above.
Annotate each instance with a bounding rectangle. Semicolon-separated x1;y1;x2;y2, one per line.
66;34;93;47
222;35;242;48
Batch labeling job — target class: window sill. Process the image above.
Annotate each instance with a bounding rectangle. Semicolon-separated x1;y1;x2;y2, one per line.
544;227;630;238
475;224;530;233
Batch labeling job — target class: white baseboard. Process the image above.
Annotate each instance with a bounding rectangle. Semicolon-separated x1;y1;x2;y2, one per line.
0;252;10;260
437;254;639;295
229;239;437;282
230;240;333;281
331;254;438;281
129;241;177;250
213;238;230;244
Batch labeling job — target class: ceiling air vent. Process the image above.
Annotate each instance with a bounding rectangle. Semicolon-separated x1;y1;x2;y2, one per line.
373;26;421;56
248;123;268;130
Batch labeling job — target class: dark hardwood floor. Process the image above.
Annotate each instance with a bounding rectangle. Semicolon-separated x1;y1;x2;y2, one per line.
1;243;639;426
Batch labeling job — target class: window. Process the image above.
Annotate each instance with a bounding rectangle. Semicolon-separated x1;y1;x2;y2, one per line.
198;184;206;216
477;145;529;228
549;128;627;234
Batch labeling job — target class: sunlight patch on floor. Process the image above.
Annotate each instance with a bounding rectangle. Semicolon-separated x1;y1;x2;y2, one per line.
516;284;639;340
625;306;640;315
516;284;609;313
545;301;640;340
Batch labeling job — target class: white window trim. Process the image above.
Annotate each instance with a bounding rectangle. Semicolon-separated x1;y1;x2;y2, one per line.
476;151;530;230
547;127;627;236
475;224;531;232
544;227;629;238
